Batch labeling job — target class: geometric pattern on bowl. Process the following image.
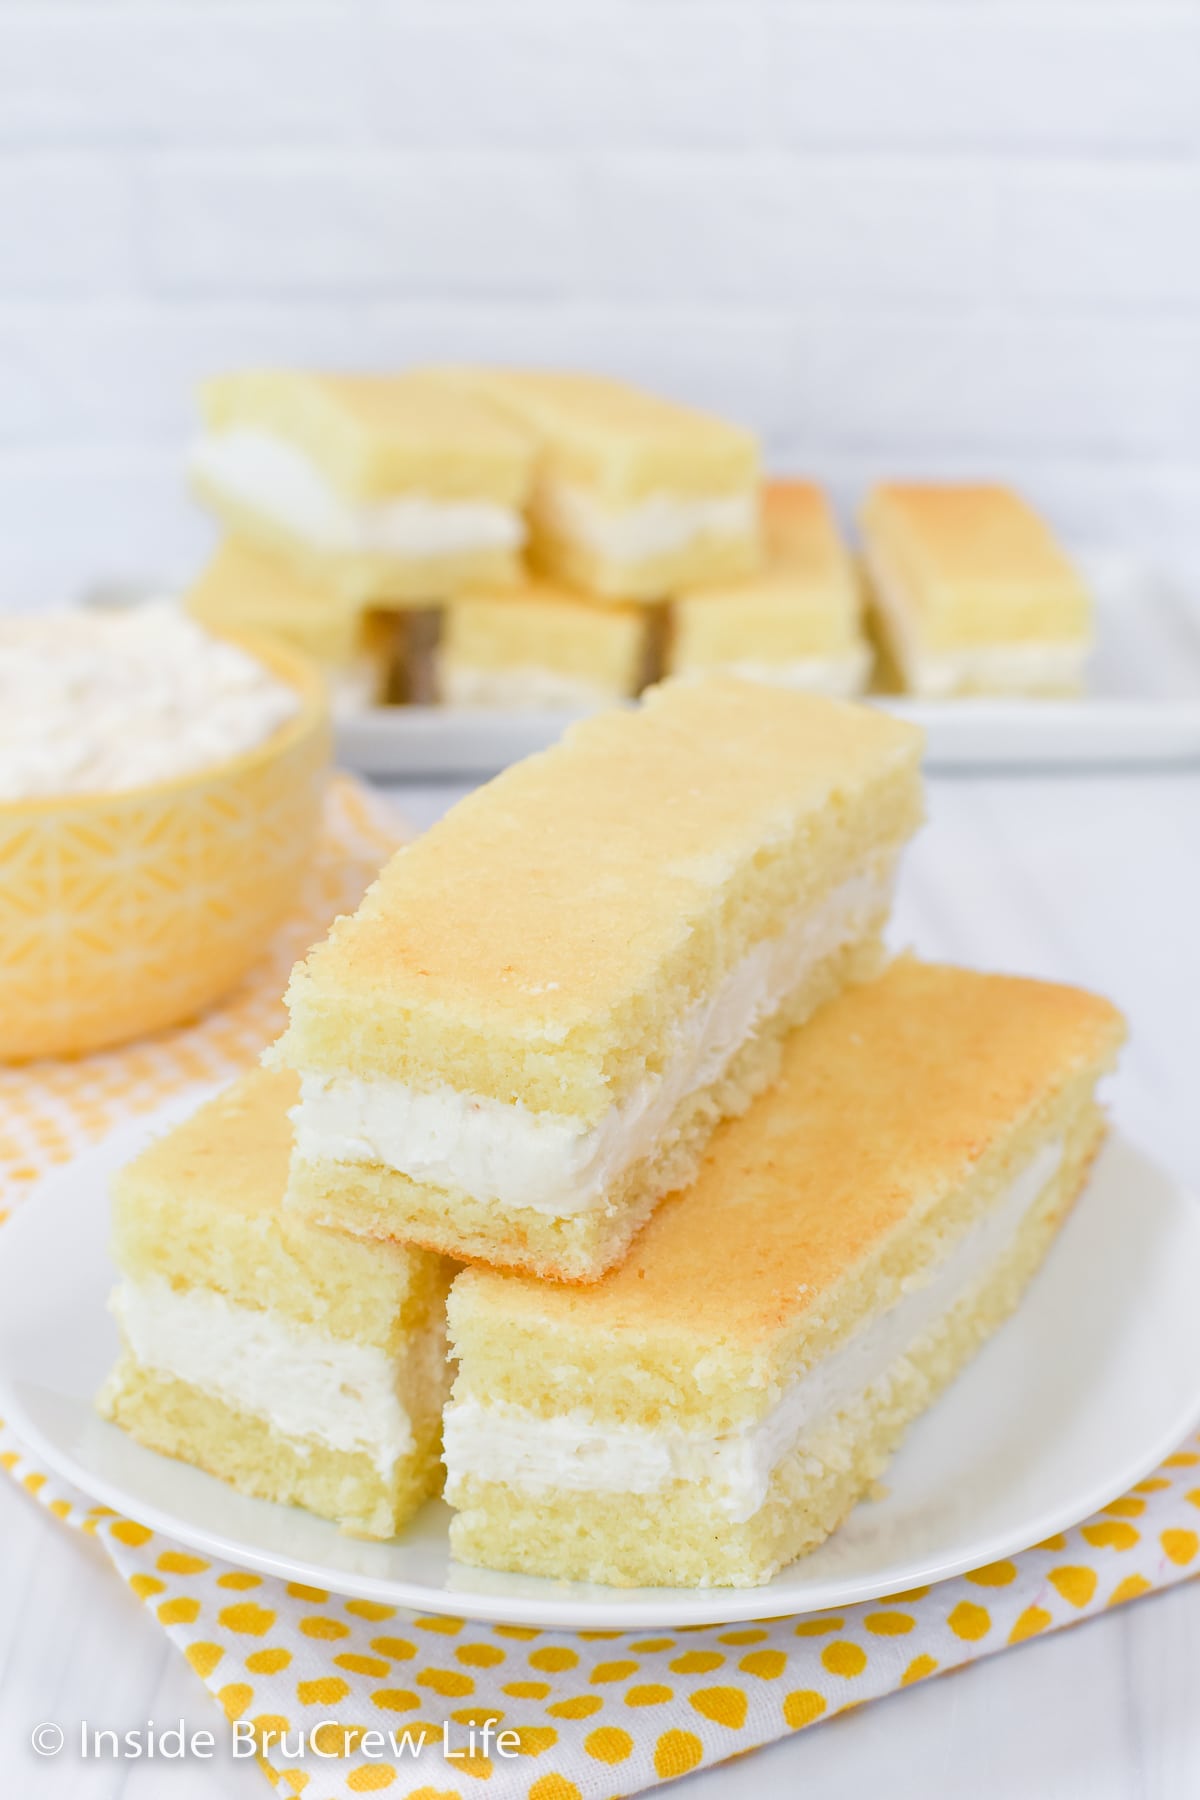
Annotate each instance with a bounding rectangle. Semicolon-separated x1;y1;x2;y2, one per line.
0;637;330;1061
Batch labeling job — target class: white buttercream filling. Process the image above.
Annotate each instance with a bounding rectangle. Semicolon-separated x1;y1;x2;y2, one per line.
901;640;1088;699
443;1138;1064;1522
866;549;1088;698
111;1278;442;1479
539;480;755;565
439;663;625;712
189;428;525;559
292;861;894;1216
680;649;871;698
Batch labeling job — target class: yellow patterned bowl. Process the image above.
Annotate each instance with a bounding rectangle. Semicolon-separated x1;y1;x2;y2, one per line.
0;635;330;1061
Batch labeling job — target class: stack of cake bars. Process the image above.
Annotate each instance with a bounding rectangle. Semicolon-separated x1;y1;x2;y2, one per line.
100;676;1124;1587
183;363;1092;711
186;369;537;712
181;364;896;712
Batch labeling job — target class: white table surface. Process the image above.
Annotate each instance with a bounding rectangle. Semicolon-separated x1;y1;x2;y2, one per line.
3;764;1199;1799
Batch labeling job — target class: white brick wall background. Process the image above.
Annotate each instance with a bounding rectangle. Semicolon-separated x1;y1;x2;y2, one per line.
1;0;1199;607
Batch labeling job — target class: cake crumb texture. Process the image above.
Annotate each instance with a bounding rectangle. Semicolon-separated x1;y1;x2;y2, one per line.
448;1093;1108;1585
447;961;1125;1419
99;1363;444;1540
861;483;1090;648
111;1068;455;1351
273;678;924;1111
284;930;884;1282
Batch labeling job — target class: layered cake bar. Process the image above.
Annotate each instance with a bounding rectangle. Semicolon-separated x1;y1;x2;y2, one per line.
188;371;533;604
438;575;652;709
433;368;761;599
667;480;870;695
861;483;1092;697
98;1070;456;1537
273;678;923;1281
186;538;399;713
444;960;1125;1587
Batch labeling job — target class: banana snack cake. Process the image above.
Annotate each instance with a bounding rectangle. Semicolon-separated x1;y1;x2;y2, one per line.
431;367;761;600
99;1069;456;1537
272;677;923;1281
189;370;534;604
861;482;1091;698
668;480;870;696
444;960;1125;1586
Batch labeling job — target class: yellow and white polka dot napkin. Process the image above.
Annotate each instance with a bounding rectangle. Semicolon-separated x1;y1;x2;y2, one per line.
3;774;1199;1800
4;1421;1200;1800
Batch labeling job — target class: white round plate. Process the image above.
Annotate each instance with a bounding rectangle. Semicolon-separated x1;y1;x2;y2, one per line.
2;1106;1200;1630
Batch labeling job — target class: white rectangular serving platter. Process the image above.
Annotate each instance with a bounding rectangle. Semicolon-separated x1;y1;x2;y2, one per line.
336;556;1200;777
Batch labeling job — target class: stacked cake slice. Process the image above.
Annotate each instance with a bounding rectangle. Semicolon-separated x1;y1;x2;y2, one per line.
190;370;534;603
100;1070;456;1537
184;366;538;707
666;481;870;695
98;672;1123;1584
432;367;762;599
179;362;1093;709
437;574;652;709
860;482;1092;697
444;961;1123;1585
271;678;923;1280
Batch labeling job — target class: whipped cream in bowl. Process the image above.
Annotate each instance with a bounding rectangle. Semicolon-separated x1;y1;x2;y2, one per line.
0;603;304;802
0;602;330;1060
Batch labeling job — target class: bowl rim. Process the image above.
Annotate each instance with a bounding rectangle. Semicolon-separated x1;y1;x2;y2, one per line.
0;630;331;817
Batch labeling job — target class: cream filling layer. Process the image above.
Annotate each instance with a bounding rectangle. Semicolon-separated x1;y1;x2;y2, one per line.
902;640;1088;699
866;549;1088;698
444;1137;1064;1523
190;429;525;559
539;480;756;565
678;649;871;698
439;663;626;711
111;1277;441;1479
291;860;894;1217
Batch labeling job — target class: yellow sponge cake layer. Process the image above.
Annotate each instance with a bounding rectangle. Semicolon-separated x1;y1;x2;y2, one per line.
99;1069;456;1538
275;681;923;1106
861;483;1092;697
199;371;532;503
186;539;398;711
190;371;534;604
445;960;1125;1585
432;368;761;599
274;678;923;1280
439;576;651;709
668;481;870;694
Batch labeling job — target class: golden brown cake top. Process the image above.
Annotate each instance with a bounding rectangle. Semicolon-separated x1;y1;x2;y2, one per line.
198;370;534;503
428;367;759;502
278;678;922;1038
456;961;1125;1342
861;483;1087;612
765;480;850;564
113;1068;297;1219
